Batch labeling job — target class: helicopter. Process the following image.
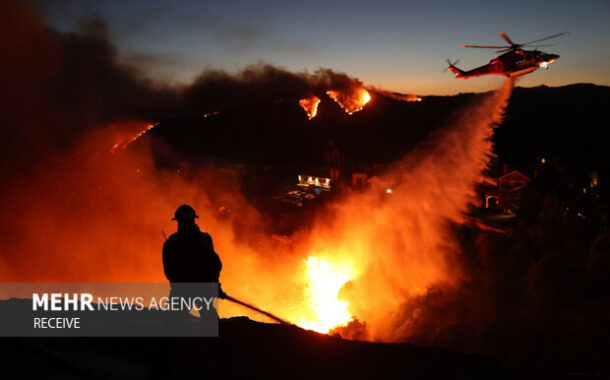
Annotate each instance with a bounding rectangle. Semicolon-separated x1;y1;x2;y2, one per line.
447;31;567;79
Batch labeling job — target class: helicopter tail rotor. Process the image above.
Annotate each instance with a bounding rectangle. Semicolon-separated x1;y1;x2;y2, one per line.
443;59;460;72
444;59;463;77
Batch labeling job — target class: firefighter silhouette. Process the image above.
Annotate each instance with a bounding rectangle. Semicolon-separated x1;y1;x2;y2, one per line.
162;204;225;321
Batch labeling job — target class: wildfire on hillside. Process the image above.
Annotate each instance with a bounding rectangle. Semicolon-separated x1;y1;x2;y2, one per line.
326;87;371;115
110;122;157;153
299;95;321;120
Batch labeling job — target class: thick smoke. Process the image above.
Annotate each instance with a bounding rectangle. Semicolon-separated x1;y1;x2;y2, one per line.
0;0;366;317
0;2;178;178
0;0;365;178
184;66;366;115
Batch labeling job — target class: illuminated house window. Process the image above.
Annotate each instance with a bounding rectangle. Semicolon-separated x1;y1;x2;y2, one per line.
298;175;332;190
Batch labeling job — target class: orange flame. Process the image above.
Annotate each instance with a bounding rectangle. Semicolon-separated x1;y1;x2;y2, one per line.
1;79;515;344
110;122;157;153
299;256;357;332
326;87;371;115
298;96;321;120
291;79;515;337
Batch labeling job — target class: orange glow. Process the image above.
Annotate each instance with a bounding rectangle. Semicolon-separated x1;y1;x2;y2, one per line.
591;173;598;188
326;87;371;115
1;80;515;343
298;96;321;120
299;256;356;333
203;111;221;118
110;122;157;153
290;79;515;338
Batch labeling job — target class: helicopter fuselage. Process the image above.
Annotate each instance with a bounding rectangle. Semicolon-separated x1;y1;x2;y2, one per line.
449;49;560;79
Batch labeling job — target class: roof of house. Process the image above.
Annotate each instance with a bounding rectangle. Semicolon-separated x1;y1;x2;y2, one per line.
499;170;531;182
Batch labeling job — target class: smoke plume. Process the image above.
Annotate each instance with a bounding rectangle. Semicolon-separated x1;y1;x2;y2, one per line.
0;0;366;178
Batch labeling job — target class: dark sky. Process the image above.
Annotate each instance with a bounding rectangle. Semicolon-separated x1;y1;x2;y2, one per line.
40;0;610;95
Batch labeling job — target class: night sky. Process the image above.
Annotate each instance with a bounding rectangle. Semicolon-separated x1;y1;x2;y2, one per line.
40;0;610;95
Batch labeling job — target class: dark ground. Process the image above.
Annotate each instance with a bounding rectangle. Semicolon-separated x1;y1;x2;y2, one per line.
0;310;586;380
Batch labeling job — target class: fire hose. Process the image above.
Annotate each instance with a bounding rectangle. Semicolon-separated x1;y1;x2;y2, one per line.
160;231;287;325
222;293;289;325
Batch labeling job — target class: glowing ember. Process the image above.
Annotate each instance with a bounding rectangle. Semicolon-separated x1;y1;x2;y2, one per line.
326;87;371;115
298;96;321;120
110;123;157;153
203;111;221;118
299;256;355;333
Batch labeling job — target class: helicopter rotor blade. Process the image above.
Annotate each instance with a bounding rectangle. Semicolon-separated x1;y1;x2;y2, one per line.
495;48;513;53
522;31;569;46
460;44;509;49
498;32;516;46
529;44;555;49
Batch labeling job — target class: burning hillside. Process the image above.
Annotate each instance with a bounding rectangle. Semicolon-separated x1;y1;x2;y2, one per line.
110;122;158;153
298;86;378;120
298;95;321;120
0;0;513;340
326;87;371;115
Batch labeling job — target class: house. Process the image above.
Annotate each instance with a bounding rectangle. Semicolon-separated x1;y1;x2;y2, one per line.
498;170;531;191
481;170;531;210
297;175;331;191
